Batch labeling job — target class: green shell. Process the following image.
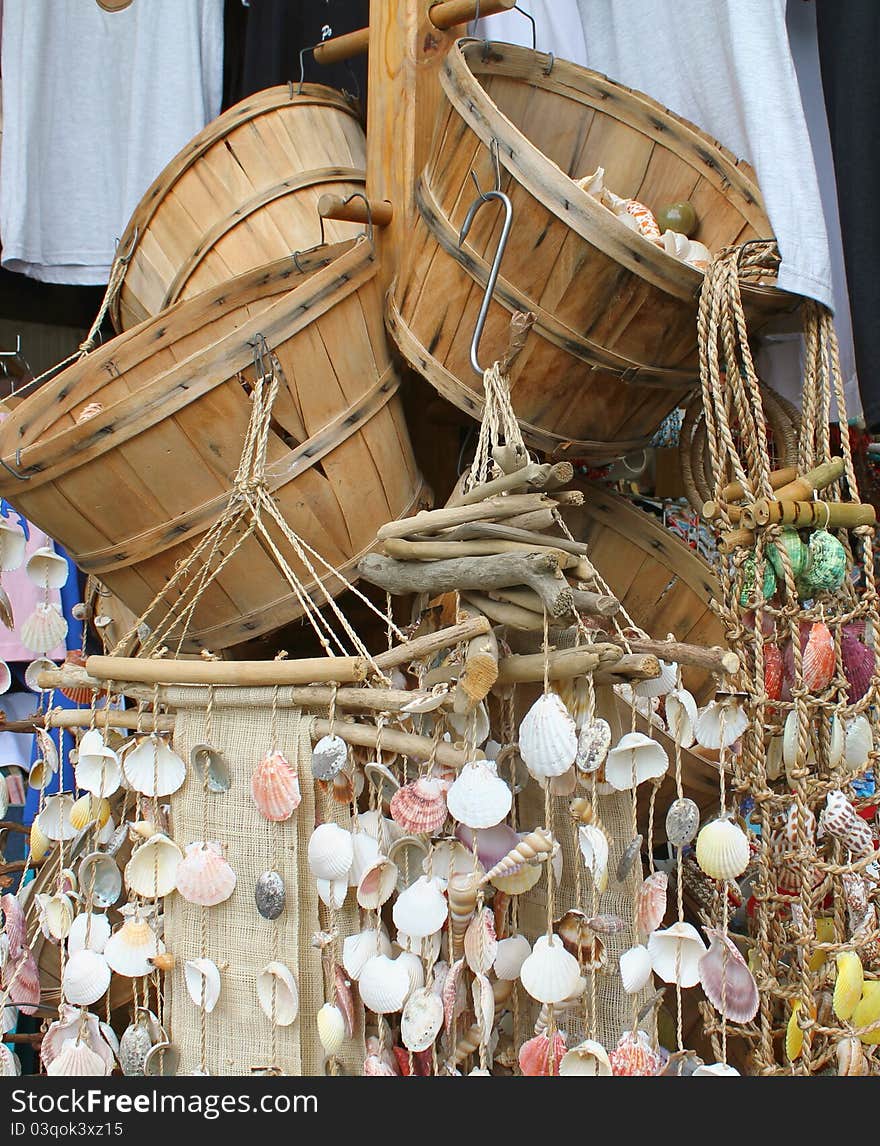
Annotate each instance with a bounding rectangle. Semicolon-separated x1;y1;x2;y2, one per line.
739;553;777;607
805;529;847;592
767;528;809;581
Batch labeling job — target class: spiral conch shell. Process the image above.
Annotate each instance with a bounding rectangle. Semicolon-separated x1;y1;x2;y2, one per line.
481;827;554;885
518;692;577;780
447;872;479;958
251;750;301;822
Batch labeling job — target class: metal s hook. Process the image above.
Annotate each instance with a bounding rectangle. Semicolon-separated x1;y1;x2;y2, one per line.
513;3;537;50
0;449;29;482
459;174;513;376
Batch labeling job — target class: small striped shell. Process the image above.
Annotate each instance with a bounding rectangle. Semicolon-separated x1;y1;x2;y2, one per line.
635;871;668;936
609;1030;662;1076
763;644;784;703
803;621;835;692
251;751;301;822
389;777;448;835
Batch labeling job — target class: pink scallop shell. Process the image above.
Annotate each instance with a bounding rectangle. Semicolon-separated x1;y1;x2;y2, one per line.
251;751;301;822
698;928;759;1024
841;626;874;704
802;621;835;692
635;871;668;936
4;947;40;1015
518;1031;566;1076
175;841;236;906
390;777;448;835
609;1030;662;1076
1;893;26;960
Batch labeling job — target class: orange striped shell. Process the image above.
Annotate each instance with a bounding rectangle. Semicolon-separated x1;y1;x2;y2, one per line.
763;644;783;702
802;621;835;692
251;750;301;822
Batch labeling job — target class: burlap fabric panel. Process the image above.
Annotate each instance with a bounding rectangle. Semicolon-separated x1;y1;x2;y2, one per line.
163;687;365;1076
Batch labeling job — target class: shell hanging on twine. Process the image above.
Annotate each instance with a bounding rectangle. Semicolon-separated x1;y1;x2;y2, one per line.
767;528;809;581
251;750;301;822
518;692;578;780
633;659;677;699
307;823;354;881
763;645;784;704
647;922;707;988
392;876;447;939
124;833;182;899
635;871;668;935
255;871;286;920
42;1006;116;1073
620;945;653;994
445;759;511;830
67;912;111;956
695;816;751;881
493;934;531;980
664;689;698;748
698;929;759;1023
604;733;669;790
844;715;873;772
841;626;874;703
463;907;497;975
356;857;398;911
69;794;111;833
190;743;231;793
803;621;836;692
175;842;236;907
518;1031;566;1076
553;909;606;970
62;949;111;1006
575;717;612;773
104;918;165;978
665;797;700;847
559;1039;612;1077
184;959;221;1013
694;698;748;750
520;934;582;1005
21;602;68;654
481;827;554;886
37;794;77;842
609;1029;662;1076
820;789;875;857
122;735;186;797
832;951;864;1022
578;824;609;893
342;928;392;982
78;852;122;908
738;553;776;608
6;947;40;1014
390;777;449;835
806;529;847;593
400;987;443;1053
0;520;25;572
26;545;69;589
316;1002;347;1055
46;1037;110;1078
358;954;410;1014
256;962;299;1026
311;734;348;781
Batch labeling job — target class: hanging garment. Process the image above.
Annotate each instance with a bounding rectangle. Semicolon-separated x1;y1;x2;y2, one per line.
473;0;586;60
0;0;223;285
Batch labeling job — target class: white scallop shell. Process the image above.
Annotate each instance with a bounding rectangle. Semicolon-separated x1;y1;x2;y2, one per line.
392;876;447;938
46;1037;110;1077
519;693;577;779
122;735;186;797
37;794;77;841
445;759;512;829
342;927;392;981
20;602;68;654
447;701;490;747
493;934;532;981
844;715;872;772
124;833;182;899
356;856;398;910
256;962;299;1026
75;749;122;799
647;922;707;988
0;521;26;572
36;893;74;941
559;1039;612;1077
26;545;69;589
307;823;354;881
605;733;669;790
633;659;677;699
519;934;582;1004
358;954;410;1014
184;958;221;1013
619;945;653;994
104;918;164;978
396;949;424;1000
396;929;442;964
695;817;750;881
0;1044;21;1075
692;1062;741;1076
664;689;698;748
67;912;111;955
695;700;748;750
316;1002;346;1054
578;824;609;893
401;987;443;1052
316;876;348;909
348;832;381;887
62;949;111;1005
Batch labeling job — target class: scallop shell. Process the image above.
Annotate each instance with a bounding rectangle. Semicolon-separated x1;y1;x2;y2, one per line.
255;870;286;920
575;717;612;773
256;962;299;1026
844;715;872;772
251;750;301;822
401;987;443;1052
46;1037;110;1077
519;692;577;780
392;876;447;938
633;659;677;699
20;602;68;654
307;823;354;881
316;1002;347;1055
122;735;186;797
358;954;410;1014
0;520;26;572
316;876;348;909
104;918;165;977
832;950;864;1022
664;689;698;748
610;1029;662;1076
698;929;759;1022
41;1006;116;1073
1;893;26;958
619;945;653;994
76;748;122;799
349;832;381;887
806;529;847;592
311;735;348;781
695;816;750;880
820;789;874;857
605;732;669;790
446;759;511;829
463;907;497;974
635;871;668;935
665;797;700;847
647;922;707;987
4;947;40;1014
578;824;610;893
559;1039;612;1077
26;545;69;589
518;1031;566;1076
36;893;75;941
175;841;236;906
62;949;111;1005
841;626;874;703
803;621;836;692
184;958;221;1013
396;949;425;998
124;833;182;899
493;934;531;981
342;928;392;981
356;857;399;910
390;776;448;835
694;699;748;750
37;793;77;841
520;934;582;1004
763;644;784;705
67;912;111;955
69;794;111;832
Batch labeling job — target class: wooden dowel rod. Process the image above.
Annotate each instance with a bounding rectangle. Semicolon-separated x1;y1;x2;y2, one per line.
317;193;393;227
429;0;516;30
83;655;367;687
743;499;875;529
45;710;175;733
446;461;553;507
719;465;798;503
308;718;474;768
377;493;554;540
495;648;603;684
718;528;756;553
381;537;579;568
771;457;846;501
608;637;739;676
442;520;590;557
313;26;370;65
702;501;742;523
372;616;491;671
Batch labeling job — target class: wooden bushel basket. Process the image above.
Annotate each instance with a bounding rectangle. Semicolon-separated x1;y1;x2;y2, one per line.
388;40;802;463
111;84;367;332
0;237;427;652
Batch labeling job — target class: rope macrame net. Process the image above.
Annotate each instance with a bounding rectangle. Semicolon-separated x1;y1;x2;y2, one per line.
465;360;529;492
696;244;880;1075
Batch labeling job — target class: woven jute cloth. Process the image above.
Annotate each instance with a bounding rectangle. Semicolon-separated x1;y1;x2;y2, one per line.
163;687;365;1076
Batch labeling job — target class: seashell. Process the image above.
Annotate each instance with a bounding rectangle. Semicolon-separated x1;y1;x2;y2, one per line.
837;1036;869;1075
519;692;577;779
520;934;582;1004
46;1037;110;1077
256;962;299;1026
665;797;700;847
184;958;221;1013
124;833;182;899
518;1031;566;1076
453;821;518;873
307;823;354;881
123;735;186;797
694;699;748;750
784;802;816;847
36;892;75;941
463;907;497;974
401;685;449;714
77;852;122;910
0;661;10;696
1;894;26;958
118;1010;162;1076
446;759;511;829
548;766;577;796
828;715;845;768
41;1006;114;1073
311;735;348;781
820;789;874;856
763;645;784;704
0;520;25;572
447;871;479;956
832;950;864;1021
664;689;698;749
635;871;668;935
575;165;604;196
358;954;410;1014
401;987;443;1052
142;1041;180;1077
698;928;759;1022
24;656;56;693
63;949;111;1006
319;767;361;806
21;602;68;654
620;945;653;994
388;834;432;890
482;826;554;885
190;743;231;793
609;1029;662;1076
844;715;872;773
616;834;643;883
695;816;750;881
553;910;606;968
568;797;598;825
392;876;447;938
255;871;286;920
578;824;609;893
175;841;236;906
251;750;301;822
852;981;880;1046
390;776;448;835
37;793;77;841
559;1039;612;1077
648;922;707;988
633;659;677;699
738;553;776;607
767;528;809;581
470;972;495;1042
316;877;348;910
803;621;836;692
316;1002;347;1055
692;1062;740;1076
67;912;111;955
575;717;612;773
356;857;399;910
105;918;164;977
69;794;111;832
342;928;391;982
363;760;400;806
447;701;491;747
26;545;69;589
806;529;847;592
494;934;531;980
28;816;51;863
75;749;122;800
396;949;425;999
841;626;874;704
349;832;381;887
442;957;468;1031
605;732;668;790
4;947;40;1014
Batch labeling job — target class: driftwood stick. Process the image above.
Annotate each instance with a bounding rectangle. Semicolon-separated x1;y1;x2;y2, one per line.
495;647;604;684
380;537;580;569
490;585;620;619
377;493;554;540
459;591;547;632
570;557;599;581
441;520;589;557
552;490;585;507
308;718;474;768
544;461;575;491
498;309;536;374
445;461;554;508
452;604;499;714
372;616;491;671
502;507;557;531
594;653;660;682
606;637;739;676
491;444;530;474
84;655;368;687
359;551;573;615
